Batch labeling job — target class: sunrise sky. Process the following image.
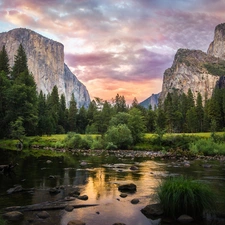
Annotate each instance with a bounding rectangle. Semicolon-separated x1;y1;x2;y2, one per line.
0;0;225;103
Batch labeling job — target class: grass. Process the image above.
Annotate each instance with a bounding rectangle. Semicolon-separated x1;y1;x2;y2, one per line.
157;176;215;219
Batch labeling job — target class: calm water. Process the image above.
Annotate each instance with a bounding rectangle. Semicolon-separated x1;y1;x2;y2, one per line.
0;148;225;225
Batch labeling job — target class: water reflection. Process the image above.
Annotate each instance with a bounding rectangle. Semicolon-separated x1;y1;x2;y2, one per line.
0;149;225;225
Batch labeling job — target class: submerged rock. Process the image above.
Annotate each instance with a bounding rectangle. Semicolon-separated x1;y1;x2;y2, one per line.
118;183;137;193
141;203;163;219
36;211;50;219
3;211;24;221
177;214;194;223
77;195;88;201
67;220;86;225
131;198;139;204
7;185;23;194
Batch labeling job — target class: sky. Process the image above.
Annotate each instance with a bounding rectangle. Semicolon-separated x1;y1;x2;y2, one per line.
0;0;225;104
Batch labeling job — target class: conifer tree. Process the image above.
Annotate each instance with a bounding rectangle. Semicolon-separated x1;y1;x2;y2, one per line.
11;44;28;80
0;45;10;74
68;93;77;131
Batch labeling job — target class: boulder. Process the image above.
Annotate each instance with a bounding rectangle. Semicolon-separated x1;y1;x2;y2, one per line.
65;205;74;212
131;198;139;204
141;203;163;219
120;193;127;198
3;211;24;221
177;215;194;223
130;166;138;170
77;195;88;201
49;188;60;195
67;220;86;225
118;183;136;193
7;185;23;194
36;211;50;219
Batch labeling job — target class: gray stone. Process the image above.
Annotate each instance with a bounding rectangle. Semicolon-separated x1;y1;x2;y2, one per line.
7;185;23;194
77;195;88;200
141;203;163;219
130;165;138;170
120;193;127;198
49;188;60;195
177;214;194;223
131;198;139;204
3;211;24;221
65;205;74;212
36;211;50;219
118;183;137;193
67;220;86;225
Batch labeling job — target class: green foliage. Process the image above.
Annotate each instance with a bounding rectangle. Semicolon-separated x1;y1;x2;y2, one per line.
204;61;225;76
0;45;10;74
10;116;25;144
64;132;93;149
105;124;133;149
189;138;225;155
157;176;215;219
11;44;28;80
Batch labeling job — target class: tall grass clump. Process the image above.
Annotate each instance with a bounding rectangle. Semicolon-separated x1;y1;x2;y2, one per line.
157;176;215;219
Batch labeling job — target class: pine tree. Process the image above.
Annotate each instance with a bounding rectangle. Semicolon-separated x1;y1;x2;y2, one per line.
68;93;77;131
196;93;204;132
11;44;28;80
0;45;10;74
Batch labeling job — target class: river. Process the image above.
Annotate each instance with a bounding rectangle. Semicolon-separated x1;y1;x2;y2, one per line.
0;148;225;225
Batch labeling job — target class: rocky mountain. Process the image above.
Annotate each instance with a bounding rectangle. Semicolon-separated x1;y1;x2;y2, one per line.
0;28;90;108
159;23;225;104
139;93;160;109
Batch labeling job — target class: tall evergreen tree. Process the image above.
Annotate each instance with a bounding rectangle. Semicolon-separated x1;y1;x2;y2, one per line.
7;45;38;136
76;106;88;134
196;93;204;132
68;93;78;132
113;93;127;113
11;44;28;80
0;45;10;74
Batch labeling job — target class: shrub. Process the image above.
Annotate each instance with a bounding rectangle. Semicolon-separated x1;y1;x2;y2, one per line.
105;124;133;149
189;138;225;155
157;176;215;219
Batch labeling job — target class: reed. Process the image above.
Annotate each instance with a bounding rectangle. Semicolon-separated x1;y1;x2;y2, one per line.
157;176;215;219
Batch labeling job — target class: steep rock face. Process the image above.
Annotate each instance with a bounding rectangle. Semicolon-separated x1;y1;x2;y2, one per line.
160;49;220;103
139;93;160;109
207;23;225;60
0;28;90;108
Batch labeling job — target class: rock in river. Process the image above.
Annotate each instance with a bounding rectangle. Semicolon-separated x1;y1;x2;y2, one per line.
3;211;24;221
67;220;86;225
141;203;163;219
118;183;137;193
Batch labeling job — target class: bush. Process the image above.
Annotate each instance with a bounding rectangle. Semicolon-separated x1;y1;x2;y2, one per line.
157;176;215;219
105;124;133;149
189;138;225;155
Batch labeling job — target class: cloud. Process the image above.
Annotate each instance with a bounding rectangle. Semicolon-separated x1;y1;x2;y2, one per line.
0;0;225;103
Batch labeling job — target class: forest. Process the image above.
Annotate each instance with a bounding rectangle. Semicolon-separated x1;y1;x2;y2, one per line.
1;44;225;149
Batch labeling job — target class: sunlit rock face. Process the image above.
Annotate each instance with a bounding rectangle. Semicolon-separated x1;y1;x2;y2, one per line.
0;28;90;108
207;23;225;60
160;23;225;104
160;49;220;103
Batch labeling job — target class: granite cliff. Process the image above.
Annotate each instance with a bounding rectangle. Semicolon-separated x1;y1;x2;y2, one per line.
0;28;90;108
159;23;225;104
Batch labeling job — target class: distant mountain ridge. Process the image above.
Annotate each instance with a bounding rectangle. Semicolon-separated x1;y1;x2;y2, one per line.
0;28;91;108
139;93;160;109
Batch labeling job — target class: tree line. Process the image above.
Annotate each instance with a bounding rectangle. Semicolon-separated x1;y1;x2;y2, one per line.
0;44;225;144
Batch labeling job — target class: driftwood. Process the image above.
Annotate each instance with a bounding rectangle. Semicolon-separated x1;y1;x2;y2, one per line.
5;200;98;212
0;163;18;175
